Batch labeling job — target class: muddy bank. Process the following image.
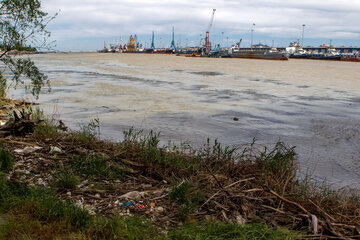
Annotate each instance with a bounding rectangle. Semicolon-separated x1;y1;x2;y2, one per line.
1;101;360;239
10;53;360;190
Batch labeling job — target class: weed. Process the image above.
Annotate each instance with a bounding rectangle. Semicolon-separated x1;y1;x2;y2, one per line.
0;148;14;173
259;142;297;191
34;120;60;139
26;105;45;121
53;173;79;190
76;118;100;144
88;216;162;240
72;154;126;179
0;177;91;239
164;221;298;240
199;138;236;162
169;180;204;221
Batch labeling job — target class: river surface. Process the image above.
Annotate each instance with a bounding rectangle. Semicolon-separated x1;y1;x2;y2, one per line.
12;52;360;189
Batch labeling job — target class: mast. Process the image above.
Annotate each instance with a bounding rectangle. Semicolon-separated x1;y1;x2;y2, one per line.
170;26;176;50
151;31;155;49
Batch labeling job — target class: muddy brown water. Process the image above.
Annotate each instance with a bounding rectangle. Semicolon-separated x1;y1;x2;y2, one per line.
10;52;360;189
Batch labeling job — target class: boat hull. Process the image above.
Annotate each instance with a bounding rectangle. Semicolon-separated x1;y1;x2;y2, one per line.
229;51;288;60
340;57;360;62
308;55;341;60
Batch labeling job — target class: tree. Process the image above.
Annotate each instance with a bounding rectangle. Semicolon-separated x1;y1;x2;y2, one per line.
0;0;55;99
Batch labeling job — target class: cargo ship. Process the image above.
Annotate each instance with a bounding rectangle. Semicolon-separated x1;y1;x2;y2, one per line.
228;48;289;60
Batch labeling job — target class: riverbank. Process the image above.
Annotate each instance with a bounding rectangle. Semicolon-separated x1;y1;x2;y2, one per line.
0;99;359;239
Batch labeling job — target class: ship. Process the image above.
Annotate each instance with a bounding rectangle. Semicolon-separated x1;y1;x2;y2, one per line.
340;54;360;62
224;42;288;60
287;42;308;59
307;52;341;61
228;47;288;60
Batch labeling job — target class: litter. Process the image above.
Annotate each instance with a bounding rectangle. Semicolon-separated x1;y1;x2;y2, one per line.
122;201;133;207
14;146;42;154
50;146;62;154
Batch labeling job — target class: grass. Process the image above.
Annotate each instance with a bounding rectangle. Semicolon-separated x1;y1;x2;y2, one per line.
0;148;14;173
164;221;298;240
34;119;61;140
0;177;92;239
0;175;299;239
71;154;127;180
169;180;204;221
53;173;79;190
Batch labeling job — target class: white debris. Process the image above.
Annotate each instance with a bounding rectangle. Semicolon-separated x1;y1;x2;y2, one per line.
14;146;42;155
36;178;46;186
50;146;61;154
84;205;96;215
155;207;164;213
119;191;146;201
235;215;246;225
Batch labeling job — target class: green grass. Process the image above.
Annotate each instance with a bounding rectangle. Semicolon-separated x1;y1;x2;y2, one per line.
34;120;60;139
163;221;298;240
87;216;162;240
0;177;91;239
71;154;127;180
53;173;79;190
0;148;14;173
72;118;100;145
169;180;204;221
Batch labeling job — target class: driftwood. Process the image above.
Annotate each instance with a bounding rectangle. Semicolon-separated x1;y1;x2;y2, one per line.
0;109;39;137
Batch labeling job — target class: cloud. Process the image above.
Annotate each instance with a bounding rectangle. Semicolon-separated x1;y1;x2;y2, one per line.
41;0;360;50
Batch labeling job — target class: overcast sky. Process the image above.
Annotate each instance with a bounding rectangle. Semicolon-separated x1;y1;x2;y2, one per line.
42;0;360;51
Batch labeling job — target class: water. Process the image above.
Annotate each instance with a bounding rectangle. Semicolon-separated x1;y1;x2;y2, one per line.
12;52;360;189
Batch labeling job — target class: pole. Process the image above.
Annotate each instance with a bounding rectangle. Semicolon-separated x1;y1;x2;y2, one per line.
251;23;255;50
301;24;305;47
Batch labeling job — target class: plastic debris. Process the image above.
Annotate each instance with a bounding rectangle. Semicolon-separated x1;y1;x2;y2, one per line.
50;146;62;154
138;204;145;209
14;146;42;155
122;201;133;207
155;207;164;212
145;210;151;214
120;191;145;201
149;202;156;207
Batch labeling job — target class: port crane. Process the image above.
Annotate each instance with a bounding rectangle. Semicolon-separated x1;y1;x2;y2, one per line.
205;9;216;52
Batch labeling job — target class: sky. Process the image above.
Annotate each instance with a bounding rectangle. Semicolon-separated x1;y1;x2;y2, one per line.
41;0;360;51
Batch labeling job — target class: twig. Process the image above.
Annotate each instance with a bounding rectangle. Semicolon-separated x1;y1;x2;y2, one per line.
261;204;287;214
200;190;221;208
224;177;255;189
266;187;308;214
213;200;229;211
0;138;39;146
150;193;168;201
308;198;335;222
205;165;232;196
331;223;356;229
243;188;263;193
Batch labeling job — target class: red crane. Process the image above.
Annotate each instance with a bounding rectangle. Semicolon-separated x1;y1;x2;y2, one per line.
205;9;216;52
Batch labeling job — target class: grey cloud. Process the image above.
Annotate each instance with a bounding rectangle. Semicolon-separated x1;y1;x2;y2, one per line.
42;0;360;50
